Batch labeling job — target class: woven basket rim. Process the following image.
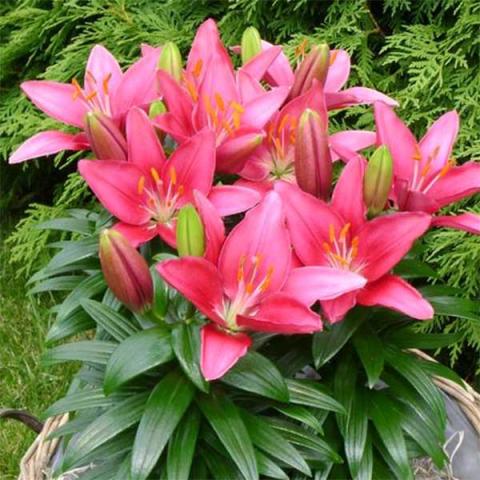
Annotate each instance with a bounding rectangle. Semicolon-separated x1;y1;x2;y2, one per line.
17;351;480;479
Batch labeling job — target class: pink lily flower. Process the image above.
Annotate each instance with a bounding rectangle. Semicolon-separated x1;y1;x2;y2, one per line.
275;157;434;323
235;40;397;109
78;108;259;247
237;82;376;189
375;102;480;234
154;19;289;173
156;192;327;381
9;45;161;164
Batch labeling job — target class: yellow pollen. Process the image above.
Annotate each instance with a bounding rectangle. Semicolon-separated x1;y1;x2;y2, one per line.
329;224;336;243
169;166;177;185
332;253;349;266
214;93;225;111
137;176;145;195
339;223;351;241
232;111;241;130
278;114;290;133
192;59;203;78
150;167;161;183
329;50;338;65
231;101;245;114
102;73;112;95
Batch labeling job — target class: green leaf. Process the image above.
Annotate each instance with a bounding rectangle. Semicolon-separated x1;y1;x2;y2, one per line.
46;308;95;343
171;322;209;392
131;370;196;480
286;379;345;414
80;298;140;342
353;324;384;388
62;392;149;469
38;216;92;234
29;275;85;293
202;446;243;480
274;404;324;433
42;340;116;366
222;352;289;401
313;308;367;367
393;258;437;279
334;351;358;435
369;392;413;480
267;418;342;464
166;406;200;480
417;357;465;386
104;327;174;394
197;393;258;480
420;286;480;321
344;389;369;478
385;328;461;349
355;433;373;480
57;271;106;321
46;237;98;272
43;388;114;418
241;411;311;476
255;450;289;480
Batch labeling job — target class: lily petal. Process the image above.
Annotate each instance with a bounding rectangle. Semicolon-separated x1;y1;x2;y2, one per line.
156;257;224;324
331;155;367;231
261;40;294;87
427;162;480;208
21;81;87;128
274;181;343;265
327;87;398;109
329;131;376;162
320;292;358;324
237;293;322;333
419;111;459;175
126;107;166;173
241;86;290;129
374;102;417;181
358;212;431;282
357;274;434;320
78;159;150;224
194;190;225;264
240;46;282;82
208;185;260;216
237;70;266;103
9;130;88;164
153;113;190;143
432;213;480;235
283;266;366;305
113;222;158;248
219;191;291;299
164;129;216;203
200;324;251;381
324;49;350;93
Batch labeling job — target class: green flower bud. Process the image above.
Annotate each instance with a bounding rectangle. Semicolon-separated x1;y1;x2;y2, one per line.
176;204;205;257
295;109;332;200
289;43;330;99
364;145;393;216
148;100;167;119
158;42;183;82
241;26;262;65
99;229;153;312
85;111;127;160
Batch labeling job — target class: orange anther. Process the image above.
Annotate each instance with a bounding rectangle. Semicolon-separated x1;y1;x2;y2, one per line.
412;145;422;161
230;101;245;113
260;266;274;292
420;161;432;178
329;50;338;66
237;255;246;281
102;73;112;95
329;224;336;243
184;78;198;102
278;114;290;133
323;242;332;253
85;91;98;101
192;59;203;78
339;222;351;241
177;185;185;196
137;176;146;195
439;162;451;178
150;167;161;184
214;92;225;111
232;111;241;130
169;166;177;185
222;120;233;135
246;282;255;294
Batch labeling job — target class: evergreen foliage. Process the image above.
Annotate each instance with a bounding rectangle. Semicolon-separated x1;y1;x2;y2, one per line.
2;0;479;374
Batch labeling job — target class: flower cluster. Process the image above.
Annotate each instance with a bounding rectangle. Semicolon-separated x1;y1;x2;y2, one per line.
12;19;480;381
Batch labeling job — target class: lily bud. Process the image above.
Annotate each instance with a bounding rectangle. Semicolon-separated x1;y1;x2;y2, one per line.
148;100;167;119
241;26;262;65
364;145;393;216
289;43;330;99
176;204;205;257
158;42;183;82
99;229;153;312
294;109;332;200
85;111;127;160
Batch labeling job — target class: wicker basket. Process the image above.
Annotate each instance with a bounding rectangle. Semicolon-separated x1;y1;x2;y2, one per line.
10;352;480;480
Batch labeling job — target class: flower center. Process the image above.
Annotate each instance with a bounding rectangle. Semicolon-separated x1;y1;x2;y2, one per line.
322;223;363;272
137;166;184;225
220;253;274;330
71;71;113;116
266;114;297;181
410;145;455;193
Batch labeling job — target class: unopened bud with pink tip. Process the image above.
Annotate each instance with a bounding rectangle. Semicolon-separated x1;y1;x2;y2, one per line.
85;111;127;160
364;145;393;216
176;204;205;257
294;108;332;200
158;42;183;82
99;229;153;312
289;43;330;100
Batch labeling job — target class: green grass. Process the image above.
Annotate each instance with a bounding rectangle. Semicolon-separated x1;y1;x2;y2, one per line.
0;220;74;479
